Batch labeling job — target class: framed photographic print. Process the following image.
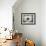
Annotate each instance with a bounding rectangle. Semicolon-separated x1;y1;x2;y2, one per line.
21;13;36;25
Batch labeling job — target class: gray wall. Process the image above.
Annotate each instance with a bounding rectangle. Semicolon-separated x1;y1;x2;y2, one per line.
12;0;41;46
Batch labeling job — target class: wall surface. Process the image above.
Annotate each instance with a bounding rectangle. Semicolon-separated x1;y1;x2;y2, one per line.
0;0;16;29
13;0;41;46
41;0;46;46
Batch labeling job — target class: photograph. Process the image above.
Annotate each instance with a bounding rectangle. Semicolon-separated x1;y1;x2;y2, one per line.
21;13;36;25
0;0;46;46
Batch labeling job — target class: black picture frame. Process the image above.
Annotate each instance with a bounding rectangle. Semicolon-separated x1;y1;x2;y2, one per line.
21;13;36;25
